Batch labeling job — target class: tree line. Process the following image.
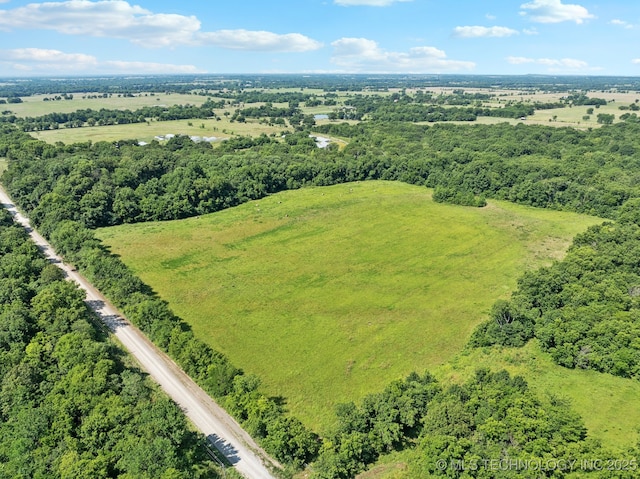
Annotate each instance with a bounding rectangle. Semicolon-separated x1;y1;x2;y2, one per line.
6;119;640;233
3;74;640;99
0;208;220;479
0;100;225;132
311;367;635;478
472;218;640;379
18;208;321;472
335;93;557;122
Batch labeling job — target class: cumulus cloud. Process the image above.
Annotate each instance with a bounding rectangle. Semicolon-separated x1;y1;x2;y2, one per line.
0;0;321;51
507;55;589;70
0;47;202;73
0;1;199;47
334;0;412;6
331;37;475;73
453;26;519;38
520;0;594;24
103;61;202;73
199;30;322;52
0;48;97;65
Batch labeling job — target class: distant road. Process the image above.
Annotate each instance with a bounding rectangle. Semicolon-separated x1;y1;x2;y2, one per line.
0;185;280;479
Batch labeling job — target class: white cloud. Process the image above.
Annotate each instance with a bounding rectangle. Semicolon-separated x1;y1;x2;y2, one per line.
334;0;412;6
453;26;519;38
611;19;634;29
507;55;589;70
0;47;202;73
103;61;202;73
485;14;497;20
633;59;640;65
0;1;321;51
522;28;539;35
0;1;199;47
0;48;97;65
198;30;322;52
520;0;594;24
331;37;475;73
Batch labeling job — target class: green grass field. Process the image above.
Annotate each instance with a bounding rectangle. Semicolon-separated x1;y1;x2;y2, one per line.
30;116;346;148
97;181;603;431
5;92;209;117
31;116;284;144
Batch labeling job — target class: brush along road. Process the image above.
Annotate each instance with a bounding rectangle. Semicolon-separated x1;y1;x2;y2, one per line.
0;185;280;479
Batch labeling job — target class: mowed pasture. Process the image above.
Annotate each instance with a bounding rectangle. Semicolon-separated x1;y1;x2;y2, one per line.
97;181;603;431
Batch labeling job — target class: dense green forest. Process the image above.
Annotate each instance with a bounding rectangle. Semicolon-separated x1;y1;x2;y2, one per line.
4;120;640;233
4;77;640;477
0;209;218;479
401;369;635;478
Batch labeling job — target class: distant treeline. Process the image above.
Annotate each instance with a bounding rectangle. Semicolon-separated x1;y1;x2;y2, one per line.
2;74;640;98
0;99;225;132
1;85;615;134
335;94;555;121
4;120;640;232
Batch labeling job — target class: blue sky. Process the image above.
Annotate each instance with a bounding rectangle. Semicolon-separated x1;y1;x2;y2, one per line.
0;0;639;76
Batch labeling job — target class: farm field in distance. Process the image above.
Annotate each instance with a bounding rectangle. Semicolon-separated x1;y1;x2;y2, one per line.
4;92;210;117
97;180;603;431
5;84;637;145
30;116;284;144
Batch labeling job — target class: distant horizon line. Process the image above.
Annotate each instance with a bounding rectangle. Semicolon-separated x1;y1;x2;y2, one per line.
2;73;640;79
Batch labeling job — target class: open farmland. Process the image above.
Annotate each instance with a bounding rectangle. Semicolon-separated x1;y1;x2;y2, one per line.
10;85;638;146
97;180;602;431
4;92;210;117
30;116;282;144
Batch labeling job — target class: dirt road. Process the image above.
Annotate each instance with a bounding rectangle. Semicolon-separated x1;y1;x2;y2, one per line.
0;185;279;479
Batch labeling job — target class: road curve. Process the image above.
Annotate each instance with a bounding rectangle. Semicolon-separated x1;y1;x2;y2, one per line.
0;185;280;479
